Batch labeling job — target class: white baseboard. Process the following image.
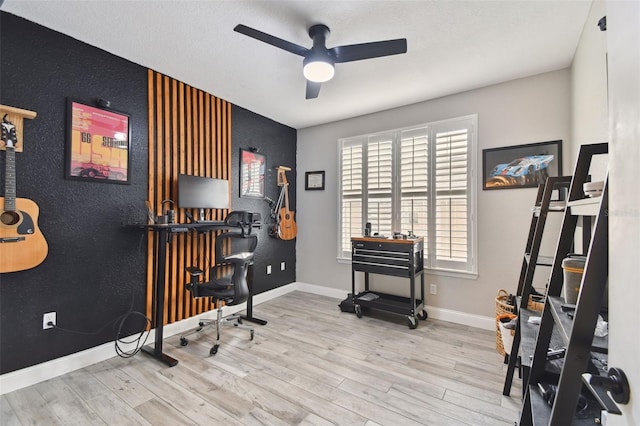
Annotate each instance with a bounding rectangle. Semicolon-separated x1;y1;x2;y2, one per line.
420;305;494;331
295;282;348;300
0;281;492;394
0;340;119;396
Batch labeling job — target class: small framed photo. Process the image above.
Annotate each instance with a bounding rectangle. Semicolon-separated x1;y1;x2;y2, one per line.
65;99;131;184
305;171;325;190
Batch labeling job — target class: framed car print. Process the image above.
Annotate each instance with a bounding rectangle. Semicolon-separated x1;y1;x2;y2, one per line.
65;99;131;184
483;140;562;190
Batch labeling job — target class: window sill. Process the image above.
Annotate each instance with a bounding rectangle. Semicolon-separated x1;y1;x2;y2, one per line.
337;257;478;280
425;268;478;280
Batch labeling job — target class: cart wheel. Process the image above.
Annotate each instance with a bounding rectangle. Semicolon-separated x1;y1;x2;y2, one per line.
355;305;363;318
408;316;418;329
250;330;254;341
180;337;188;346
417;309;428;320
210;344;219;355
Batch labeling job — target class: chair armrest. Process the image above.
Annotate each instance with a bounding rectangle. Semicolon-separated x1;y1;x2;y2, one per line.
186;266;204;277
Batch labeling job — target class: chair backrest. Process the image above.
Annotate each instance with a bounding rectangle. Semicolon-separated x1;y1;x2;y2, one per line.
213;231;257;305
215;231;258;261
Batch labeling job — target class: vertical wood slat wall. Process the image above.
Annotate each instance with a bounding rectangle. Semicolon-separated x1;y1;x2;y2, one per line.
147;69;231;325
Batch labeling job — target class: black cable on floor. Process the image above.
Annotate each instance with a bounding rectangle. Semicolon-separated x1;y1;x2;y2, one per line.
47;289;151;359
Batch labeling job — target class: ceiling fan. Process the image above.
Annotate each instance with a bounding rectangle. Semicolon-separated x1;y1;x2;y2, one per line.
234;24;407;99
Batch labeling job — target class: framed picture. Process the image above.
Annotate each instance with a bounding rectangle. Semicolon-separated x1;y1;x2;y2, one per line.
305;171;325;190
240;148;266;198
65;99;131;184
483;140;562;190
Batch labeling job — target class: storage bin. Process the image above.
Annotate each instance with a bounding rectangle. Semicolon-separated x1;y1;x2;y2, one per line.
562;255;586;304
498;314;517;355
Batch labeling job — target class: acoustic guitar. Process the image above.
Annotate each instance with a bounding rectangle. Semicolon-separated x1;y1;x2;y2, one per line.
0;115;48;273
276;167;297;240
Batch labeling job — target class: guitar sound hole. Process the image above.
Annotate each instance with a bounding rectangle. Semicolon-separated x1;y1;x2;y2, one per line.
1;211;20;226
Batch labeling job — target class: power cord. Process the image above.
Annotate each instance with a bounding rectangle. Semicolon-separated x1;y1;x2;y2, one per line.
46;291;152;359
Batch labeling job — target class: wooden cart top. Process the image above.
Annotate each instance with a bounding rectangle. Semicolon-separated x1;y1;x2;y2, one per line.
351;236;424;245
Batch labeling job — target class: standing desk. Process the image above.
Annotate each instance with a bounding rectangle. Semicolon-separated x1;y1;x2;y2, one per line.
351;236;426;329
143;220;261;367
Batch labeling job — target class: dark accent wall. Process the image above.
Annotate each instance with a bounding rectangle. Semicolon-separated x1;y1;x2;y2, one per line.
232;106;297;293
0;12;296;375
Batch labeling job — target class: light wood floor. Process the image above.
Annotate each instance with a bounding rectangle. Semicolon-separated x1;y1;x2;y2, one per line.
1;292;522;425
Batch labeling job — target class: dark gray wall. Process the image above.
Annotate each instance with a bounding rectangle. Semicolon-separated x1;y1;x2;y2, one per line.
0;12;296;374
232;106;297;294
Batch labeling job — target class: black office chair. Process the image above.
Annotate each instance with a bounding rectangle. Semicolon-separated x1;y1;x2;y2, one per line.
179;231;257;355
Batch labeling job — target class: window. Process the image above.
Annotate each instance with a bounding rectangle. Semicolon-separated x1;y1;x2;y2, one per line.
338;115;477;275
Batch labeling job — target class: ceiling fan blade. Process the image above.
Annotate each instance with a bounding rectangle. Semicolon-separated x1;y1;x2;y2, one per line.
234;24;309;57
331;39;407;63
306;81;322;99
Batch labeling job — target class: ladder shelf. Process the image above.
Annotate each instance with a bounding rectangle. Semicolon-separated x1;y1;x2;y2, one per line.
516;142;611;426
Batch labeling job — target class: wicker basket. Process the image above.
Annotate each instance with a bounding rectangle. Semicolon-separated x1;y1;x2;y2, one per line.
495;289;545;355
528;296;544;312
495;289;516;356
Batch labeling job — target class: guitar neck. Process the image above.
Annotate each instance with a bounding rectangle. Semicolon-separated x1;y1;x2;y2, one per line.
3;145;16;212
283;183;290;211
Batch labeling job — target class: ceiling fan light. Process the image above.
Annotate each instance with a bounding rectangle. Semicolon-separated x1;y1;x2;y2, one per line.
303;60;335;83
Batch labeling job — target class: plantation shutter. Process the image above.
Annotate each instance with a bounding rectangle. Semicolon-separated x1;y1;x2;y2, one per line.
432;122;472;271
366;136;393;237
400;128;429;247
340;141;363;257
338;115;476;275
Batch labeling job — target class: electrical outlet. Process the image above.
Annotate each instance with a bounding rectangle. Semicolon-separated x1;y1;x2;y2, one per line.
430;284;437;295
280;262;285;271
266;265;272;275
43;312;56;329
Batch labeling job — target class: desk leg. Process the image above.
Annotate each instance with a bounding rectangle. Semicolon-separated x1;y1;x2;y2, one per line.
240;292;268;325
240;264;267;325
142;229;178;367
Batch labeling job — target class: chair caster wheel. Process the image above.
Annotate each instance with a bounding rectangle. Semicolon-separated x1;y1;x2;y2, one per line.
408;316;418;329
250;330;254;341
210;344;219;355
180;337;188;346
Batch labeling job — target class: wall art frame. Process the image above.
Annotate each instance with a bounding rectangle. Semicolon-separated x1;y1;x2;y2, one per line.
65;99;131;184
482;140;562;190
240;148;266;198
305;171;325;190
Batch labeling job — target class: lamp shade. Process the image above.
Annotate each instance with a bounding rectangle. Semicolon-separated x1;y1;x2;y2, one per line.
303;58;335;83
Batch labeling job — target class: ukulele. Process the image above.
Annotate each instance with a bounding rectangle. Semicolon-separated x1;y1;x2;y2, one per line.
0;115;48;273
276;166;297;240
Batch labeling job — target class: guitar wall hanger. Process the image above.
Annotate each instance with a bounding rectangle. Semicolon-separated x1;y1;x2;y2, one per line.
0;105;37;153
268;166;297;240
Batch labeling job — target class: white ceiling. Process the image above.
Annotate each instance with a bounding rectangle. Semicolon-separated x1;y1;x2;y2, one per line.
2;0;592;129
